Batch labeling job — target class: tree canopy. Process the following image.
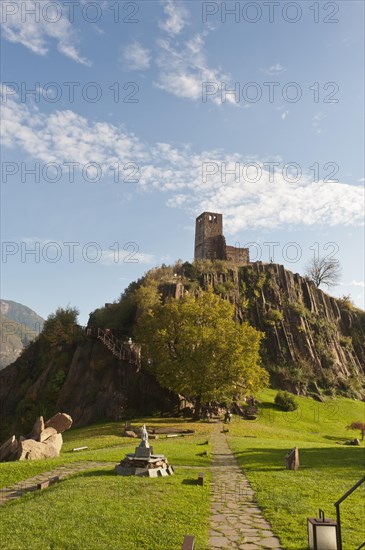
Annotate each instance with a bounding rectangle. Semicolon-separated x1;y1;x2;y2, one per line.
42;306;81;347
136;290;268;415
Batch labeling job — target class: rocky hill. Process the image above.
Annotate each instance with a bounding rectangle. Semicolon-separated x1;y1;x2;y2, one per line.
196;262;364;398
0;262;364;441
0;300;44;370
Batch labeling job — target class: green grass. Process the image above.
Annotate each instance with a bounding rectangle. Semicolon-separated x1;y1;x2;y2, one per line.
227;389;365;550
1;395;364;549
0;468;210;549
0;419;211;488
0;418;211;549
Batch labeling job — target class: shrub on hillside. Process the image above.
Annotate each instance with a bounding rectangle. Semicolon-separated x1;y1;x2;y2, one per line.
274;390;298;411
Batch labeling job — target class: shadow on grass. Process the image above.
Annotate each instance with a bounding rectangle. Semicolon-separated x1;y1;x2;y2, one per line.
323;435;350;442
181;479;198;486
72;469;116;478
233;446;365;472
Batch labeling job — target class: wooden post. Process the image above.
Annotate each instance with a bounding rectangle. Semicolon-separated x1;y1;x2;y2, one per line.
285;447;299;470
197;473;204;486
182;535;195;550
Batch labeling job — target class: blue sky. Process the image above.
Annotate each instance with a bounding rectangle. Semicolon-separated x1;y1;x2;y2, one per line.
1;0;364;325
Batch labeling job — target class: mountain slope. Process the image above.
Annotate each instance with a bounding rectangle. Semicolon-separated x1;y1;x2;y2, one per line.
0;301;44;370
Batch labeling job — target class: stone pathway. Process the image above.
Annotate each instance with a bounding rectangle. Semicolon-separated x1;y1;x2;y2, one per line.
209;425;282;549
0;461;116;506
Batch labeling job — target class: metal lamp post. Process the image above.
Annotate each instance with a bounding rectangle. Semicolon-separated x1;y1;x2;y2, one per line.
307;510;339;550
334;476;365;550
307;476;365;550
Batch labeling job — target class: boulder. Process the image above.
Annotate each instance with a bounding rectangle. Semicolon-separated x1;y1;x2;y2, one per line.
45;413;73;433
29;416;44;441
40;427;58;442
18;433;63;461
0;435;18;462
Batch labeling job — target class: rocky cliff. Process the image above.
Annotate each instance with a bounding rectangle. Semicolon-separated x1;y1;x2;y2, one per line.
196;262;365;398
0;332;179;441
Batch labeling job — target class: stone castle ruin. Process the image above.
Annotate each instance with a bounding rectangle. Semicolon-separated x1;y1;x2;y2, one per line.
194;212;249;266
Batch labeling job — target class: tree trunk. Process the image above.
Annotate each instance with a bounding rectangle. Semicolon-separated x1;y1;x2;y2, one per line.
193;395;202;420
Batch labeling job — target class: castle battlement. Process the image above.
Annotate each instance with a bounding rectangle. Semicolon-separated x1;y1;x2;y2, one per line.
194;212;249;266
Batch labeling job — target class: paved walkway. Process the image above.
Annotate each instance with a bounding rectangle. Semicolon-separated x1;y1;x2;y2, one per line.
209;425;282;550
0;461;116;506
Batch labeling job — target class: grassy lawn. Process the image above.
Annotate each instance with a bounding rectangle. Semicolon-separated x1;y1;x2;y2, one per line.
1;395;364;549
0;418;211;549
0;467;211;549
0;419;211;488
228;389;365;550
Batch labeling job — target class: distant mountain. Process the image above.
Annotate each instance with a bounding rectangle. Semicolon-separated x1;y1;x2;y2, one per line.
0;300;44;370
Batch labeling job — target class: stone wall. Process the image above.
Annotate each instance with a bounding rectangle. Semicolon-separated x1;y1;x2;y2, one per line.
226;245;249;266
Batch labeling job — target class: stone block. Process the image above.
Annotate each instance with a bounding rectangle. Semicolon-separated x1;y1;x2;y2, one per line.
18;434;63;461
135;446;153;458
44;413;73;433
29;416;44;441
40;427;58;442
37;476;59;490
135;468;148;476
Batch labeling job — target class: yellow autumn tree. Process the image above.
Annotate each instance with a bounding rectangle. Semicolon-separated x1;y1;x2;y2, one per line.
136;290;268;417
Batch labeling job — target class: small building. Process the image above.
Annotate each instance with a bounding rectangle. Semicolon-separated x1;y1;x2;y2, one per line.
194;212;249;266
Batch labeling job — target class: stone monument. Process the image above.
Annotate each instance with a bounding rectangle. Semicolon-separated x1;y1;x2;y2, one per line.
115;424;174;477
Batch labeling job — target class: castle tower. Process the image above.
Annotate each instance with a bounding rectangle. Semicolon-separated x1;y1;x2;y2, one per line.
194;212;226;261
194;212;250;265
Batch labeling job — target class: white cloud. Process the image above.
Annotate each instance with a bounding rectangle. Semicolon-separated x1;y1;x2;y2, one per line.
121;42;151;71
2;93;364;232
260;63;287;76
0;0;91;65
159;0;189;36
155;33;234;104
281;110;289;120
100;250;155;266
